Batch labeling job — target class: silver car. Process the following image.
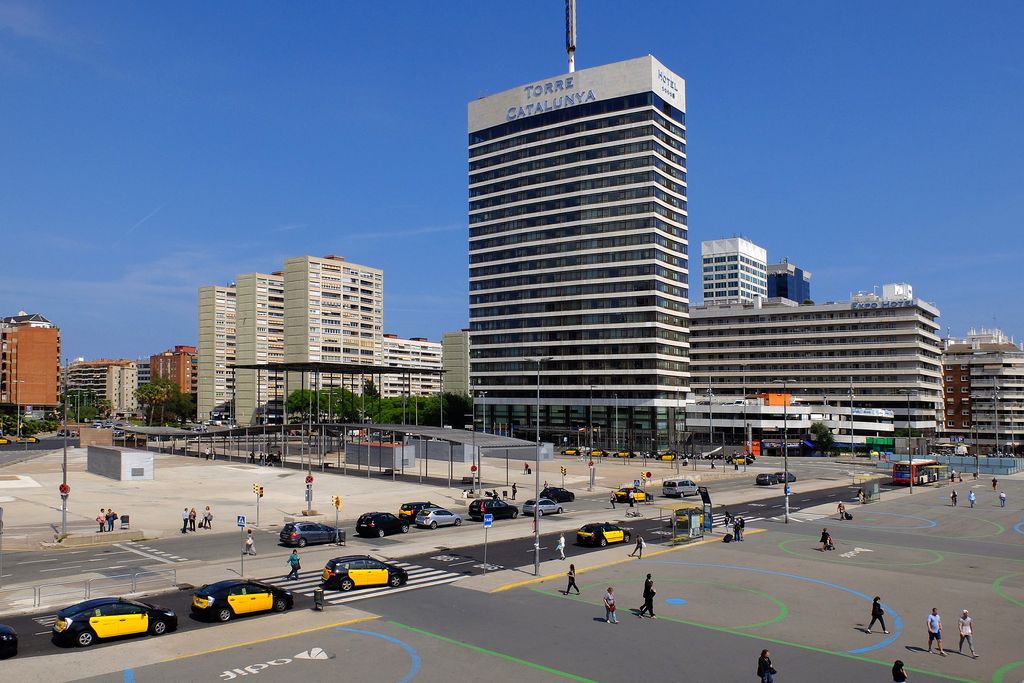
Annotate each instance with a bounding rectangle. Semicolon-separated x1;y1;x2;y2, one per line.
522;498;564;516
414;508;463;529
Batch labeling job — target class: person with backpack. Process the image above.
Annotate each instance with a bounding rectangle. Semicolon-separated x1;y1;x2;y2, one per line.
867;596;890;634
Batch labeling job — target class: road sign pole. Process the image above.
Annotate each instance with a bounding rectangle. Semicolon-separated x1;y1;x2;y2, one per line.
240;526;245;576
0;507;5;590
483;525;488;575
335;505;339;544
256;494;260;527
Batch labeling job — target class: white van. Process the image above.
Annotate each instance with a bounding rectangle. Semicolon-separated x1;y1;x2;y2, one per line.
662;479;699;497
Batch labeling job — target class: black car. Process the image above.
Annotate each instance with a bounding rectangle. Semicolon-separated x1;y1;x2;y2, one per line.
467;498;519;521
774;472;797;483
755;473;780;486
322;555;408;591
576;522;631;547
52;598;177;647
0;624;16;659
540;487;576;503
191;580;293;622
355;512;409;538
279;521;344;547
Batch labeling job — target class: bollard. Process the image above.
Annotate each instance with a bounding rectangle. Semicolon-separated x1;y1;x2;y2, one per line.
313;587;325;611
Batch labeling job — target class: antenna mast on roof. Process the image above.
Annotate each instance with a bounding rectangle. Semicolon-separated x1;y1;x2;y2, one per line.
565;0;577;73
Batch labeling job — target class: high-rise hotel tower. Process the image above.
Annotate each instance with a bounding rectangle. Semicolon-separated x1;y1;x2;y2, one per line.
468;56;690;448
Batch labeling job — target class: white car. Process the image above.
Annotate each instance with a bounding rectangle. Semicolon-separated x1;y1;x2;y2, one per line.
414;508;463;529
522;498;564;516
662;479;699;497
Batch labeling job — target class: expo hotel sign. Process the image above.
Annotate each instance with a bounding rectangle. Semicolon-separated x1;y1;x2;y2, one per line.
507;76;597;121
851;299;914;310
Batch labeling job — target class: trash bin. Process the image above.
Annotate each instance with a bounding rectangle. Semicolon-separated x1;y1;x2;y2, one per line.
313;588;325;611
120;515;130;530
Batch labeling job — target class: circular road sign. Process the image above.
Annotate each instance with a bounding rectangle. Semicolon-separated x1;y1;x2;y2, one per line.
59;483;70;495
470;465;478;472
305;474;314;485
588;460;594;467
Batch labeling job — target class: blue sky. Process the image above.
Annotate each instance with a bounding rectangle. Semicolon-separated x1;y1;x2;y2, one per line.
1;1;1021;360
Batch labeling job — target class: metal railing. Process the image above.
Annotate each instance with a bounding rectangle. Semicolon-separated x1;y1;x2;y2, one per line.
0;568;177;611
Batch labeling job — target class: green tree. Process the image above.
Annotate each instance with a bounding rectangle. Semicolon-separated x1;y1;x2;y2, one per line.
809;421;835;454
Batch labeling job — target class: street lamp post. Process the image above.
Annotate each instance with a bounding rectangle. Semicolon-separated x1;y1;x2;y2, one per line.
707;382;714;456
61;359;69;535
527;356;552;577
772;379;791;523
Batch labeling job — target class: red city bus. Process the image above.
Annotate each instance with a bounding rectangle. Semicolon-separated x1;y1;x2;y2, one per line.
892;458;941;486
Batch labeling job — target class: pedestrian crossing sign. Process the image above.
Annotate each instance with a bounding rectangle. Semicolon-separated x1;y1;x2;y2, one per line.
237;515;246;528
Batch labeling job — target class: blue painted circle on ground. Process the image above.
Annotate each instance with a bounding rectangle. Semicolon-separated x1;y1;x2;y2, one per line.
665;597;687;605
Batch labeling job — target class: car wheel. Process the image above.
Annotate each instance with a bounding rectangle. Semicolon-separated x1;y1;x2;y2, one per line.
430;521;438;529
340;578;355;592
624;532;632;543
217;607;233;623
511;510;519;519
76;630;96;647
557;507;563;514
454;518;462;526
569;494;575;502
401;524;410;533
150;619;167;635
273;597;288;612
297;537;308;548
389;573;403;588
377;529;385;538
598;536;608;547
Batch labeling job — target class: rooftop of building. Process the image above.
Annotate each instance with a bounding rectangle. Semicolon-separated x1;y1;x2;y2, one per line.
69;358;136;368
1;312;55;326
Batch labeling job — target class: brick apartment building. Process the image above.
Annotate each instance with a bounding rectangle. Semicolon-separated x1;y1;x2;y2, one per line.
150;345;198;396
1;312;62;412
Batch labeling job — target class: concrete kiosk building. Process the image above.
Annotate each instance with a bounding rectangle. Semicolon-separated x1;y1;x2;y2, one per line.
468;55;690;449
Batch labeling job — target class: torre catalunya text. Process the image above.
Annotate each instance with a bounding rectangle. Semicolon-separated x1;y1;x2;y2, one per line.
507;76;598;120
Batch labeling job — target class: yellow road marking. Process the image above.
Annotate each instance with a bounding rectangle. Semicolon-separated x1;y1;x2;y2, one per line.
160;615;379;662
491;528;766;593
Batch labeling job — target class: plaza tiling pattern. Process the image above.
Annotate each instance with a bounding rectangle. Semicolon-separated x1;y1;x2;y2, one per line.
261;561;465;605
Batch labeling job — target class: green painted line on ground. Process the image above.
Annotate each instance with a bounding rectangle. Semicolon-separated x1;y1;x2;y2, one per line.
992;572;1024;609
992;659;1024;683
777;536;945;567
387;620;598;683
528;587;980;683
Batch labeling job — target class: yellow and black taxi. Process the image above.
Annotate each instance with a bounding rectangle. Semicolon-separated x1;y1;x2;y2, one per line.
613;486;651;503
322;555;408;592
614;450;636;458
590;449;610;457
398;501;440;523
0;437;9;445
561;447;581;456
16;436;39;443
191;579;293;622
654;450;678;461
576;522;632;547
52;597;177;647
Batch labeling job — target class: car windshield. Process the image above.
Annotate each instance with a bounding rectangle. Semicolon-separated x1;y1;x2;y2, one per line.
580;524;600;532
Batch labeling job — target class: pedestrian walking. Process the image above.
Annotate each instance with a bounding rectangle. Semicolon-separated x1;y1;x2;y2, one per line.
739;516;746;539
610;491;617;509
286;550;301;580
723;510;733;529
181;507;189;534
968;491;976;508
820;527;832;551
756;649;777;683
992;477;998;492
957;609;977;657
999;490;1006;508
858;488;866;504
867;596;890;634
628;490;635;508
556;532;566;560
563;563;580;595
189;507;197;532
205;506;214;529
106;509;116;532
733;517;743;542
926;607;945;655
837;502;846;519
523;462;529;475
96;509;106;533
950;490;958;507
949;470;956;485
511;482;517;501
603;586;618;623
892;659;908;682
244;529;256;555
628;534;645;558
638;573;656;618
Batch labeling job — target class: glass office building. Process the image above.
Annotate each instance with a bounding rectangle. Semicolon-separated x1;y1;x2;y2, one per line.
467;56;690;451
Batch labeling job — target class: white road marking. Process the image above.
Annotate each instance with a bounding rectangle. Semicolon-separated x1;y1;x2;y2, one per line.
112;543;178;565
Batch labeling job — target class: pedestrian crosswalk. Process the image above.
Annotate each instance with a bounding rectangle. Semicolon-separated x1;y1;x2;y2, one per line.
711;514;764;526
261;561;465;606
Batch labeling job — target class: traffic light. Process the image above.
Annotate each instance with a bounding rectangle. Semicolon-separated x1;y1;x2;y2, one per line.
331;495;342;510
252;483;264;498
560;466;567;476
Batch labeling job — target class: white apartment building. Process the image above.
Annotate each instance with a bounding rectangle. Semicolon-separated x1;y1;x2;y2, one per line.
941;328;1023;454
197;285;236;422
67;359;138;417
701;237;768;304
468;55;690;447
442;329;470;395
690;283;943;437
234;272;285;425
381;334;442;397
284;255;384;368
